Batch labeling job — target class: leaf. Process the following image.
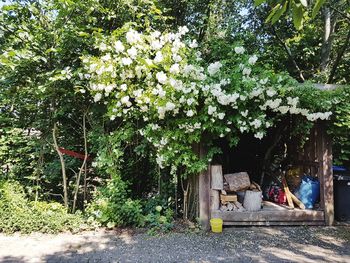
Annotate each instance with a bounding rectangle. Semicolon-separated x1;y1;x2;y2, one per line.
292;3;304;30
312;0;326;18
271;1;288;24
266;4;281;23
254;0;266;6
300;0;308;7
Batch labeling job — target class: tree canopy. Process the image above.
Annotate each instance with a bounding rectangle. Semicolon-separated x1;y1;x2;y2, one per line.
0;0;349;231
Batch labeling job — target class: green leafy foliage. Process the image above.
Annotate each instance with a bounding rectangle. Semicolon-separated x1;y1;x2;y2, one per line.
0;0;349;232
312;0;326;18
330;88;350;167
0;180;88;234
145;206;174;233
255;0;327;29
86;175;144;227
143;194;175;233
292;3;304;30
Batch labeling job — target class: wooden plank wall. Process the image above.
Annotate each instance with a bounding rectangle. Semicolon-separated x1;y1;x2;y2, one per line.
289;121;334;225
316;121;334;225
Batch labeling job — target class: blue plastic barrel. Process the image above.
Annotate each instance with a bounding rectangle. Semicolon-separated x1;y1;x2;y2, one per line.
295;175;320;209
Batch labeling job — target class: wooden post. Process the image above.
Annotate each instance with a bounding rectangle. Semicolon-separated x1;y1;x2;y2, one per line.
211;165;223;190
198;142;210;230
210;190;220;210
317;121;334;226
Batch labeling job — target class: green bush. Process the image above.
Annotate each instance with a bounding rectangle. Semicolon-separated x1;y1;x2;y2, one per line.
144;206;174;233
87;175;144;228
0;180;88;234
143;194;175;233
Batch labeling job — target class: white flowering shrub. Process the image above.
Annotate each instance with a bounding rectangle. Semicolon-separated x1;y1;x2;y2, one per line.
81;25;332;177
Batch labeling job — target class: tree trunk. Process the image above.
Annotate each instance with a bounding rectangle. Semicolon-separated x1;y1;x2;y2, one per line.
52;123;68;208
320;7;336;73
72;113;88;213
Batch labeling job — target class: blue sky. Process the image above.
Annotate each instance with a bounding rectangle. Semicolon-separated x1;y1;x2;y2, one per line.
0;1;11;7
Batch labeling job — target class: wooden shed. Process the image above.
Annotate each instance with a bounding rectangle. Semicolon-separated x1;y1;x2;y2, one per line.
197;120;334;229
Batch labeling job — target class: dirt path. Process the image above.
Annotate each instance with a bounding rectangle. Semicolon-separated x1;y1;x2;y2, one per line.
0;226;350;263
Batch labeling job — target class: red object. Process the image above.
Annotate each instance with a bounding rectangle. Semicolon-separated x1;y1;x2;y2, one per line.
278;190;287;204
268;185;286;204
58;148;91;160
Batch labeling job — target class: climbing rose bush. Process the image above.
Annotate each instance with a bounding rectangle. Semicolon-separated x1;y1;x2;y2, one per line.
81;25;332;176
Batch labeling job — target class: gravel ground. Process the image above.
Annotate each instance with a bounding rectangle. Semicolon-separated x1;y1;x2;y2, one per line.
0;226;350;263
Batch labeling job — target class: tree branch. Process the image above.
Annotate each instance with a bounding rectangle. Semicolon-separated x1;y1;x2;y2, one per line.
272;26;305;82
52;123;68;209
329;6;350;23
328;27;350;83
72;112;89;213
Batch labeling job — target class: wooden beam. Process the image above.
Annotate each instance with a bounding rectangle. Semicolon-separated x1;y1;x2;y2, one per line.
211;165;223;190
211;209;325;222
317;121;334;226
223;221;325;226
210;190;220;210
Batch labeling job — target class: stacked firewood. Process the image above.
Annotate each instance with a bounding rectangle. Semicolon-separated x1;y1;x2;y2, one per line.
211;165;262;212
219;191;246;212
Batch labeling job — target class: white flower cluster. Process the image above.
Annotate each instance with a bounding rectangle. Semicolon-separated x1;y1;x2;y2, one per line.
262;94;332;121
83;25;332;161
179;122;202;133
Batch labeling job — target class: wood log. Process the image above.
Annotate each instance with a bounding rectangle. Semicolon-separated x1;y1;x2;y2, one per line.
233;201;246;212
250;184;257;190
211;165;223;190
224;172;250;192
231;202;238;211
290;192;306;210
227;202;234;211
210;189;220;210
252;181;262;191
220;205;228;212
220;194;238;204
282;175;295;208
221;189;227;195
243;190;262;211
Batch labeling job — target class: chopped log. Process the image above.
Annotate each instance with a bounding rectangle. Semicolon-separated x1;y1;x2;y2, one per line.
224;172;250;192
231;202;238;211
282;175;295;208
210;190;220;210
290;192;306;210
233;201;246;212
220;194;238;204
243;190;262;211
227;202;234;211
220;205;228;212
252;181;262;192
211;165;223;190
250;184;257;190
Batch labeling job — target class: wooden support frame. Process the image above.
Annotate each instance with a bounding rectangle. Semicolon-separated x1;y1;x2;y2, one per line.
317;121;334;226
196;121;334;228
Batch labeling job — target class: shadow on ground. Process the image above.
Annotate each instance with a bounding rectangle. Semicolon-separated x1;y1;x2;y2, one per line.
1;226;350;263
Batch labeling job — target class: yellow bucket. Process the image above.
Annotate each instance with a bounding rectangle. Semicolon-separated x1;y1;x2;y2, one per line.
210;218;223;233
